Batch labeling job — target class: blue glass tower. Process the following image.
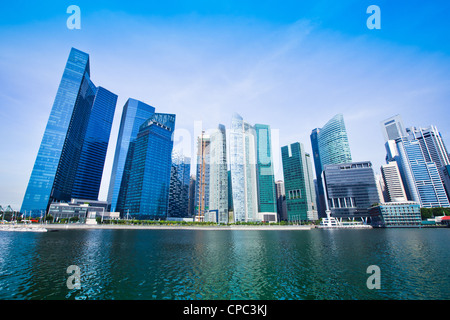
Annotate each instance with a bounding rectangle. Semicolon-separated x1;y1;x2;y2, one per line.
107;99;156;212
72;87;118;200
118;113;176;219
396;137;450;208
21;48;117;215
310;114;352;218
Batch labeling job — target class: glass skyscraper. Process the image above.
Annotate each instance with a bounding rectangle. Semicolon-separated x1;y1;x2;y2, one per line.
380;115;450;208
254;124;277;213
396;137;449;208
323;161;380;220
168;152;191;218
310;114;352;217
117;113;176;219
72;87;118;200
107;98;155;213
229;113;259;222
281;142;318;223
21;48;117;215
208;124;228;223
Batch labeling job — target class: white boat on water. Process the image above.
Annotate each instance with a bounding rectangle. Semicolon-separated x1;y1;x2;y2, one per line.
318;210;372;229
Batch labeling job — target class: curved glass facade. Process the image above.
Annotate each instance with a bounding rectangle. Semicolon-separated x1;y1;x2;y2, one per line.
310;114;352;218
317;114;352;167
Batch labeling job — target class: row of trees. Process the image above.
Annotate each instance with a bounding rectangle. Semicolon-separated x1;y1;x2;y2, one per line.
420;207;450;220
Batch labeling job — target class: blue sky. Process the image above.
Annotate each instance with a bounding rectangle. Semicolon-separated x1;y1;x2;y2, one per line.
1;1;450;209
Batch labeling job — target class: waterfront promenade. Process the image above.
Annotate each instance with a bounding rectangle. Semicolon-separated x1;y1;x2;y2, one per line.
43;223;314;231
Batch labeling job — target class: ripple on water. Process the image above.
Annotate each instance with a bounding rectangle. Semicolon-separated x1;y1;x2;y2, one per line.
0;229;449;300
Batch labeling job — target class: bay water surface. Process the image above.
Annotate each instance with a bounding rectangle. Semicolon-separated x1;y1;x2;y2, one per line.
0;228;448;300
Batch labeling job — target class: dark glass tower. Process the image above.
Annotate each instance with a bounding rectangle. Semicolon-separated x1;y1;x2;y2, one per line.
107;99;156;212
323;161;380;220
118;113;176;219
168;152;191;218
21;48;117;215
72;87;118;200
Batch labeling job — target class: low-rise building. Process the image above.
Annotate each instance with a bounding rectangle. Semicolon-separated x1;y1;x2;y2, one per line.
48;199;119;223
369;201;421;228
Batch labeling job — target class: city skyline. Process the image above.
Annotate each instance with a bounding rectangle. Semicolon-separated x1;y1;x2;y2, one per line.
2;2;450;209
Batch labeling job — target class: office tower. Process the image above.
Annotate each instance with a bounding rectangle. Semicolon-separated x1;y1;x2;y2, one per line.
227;170;233;212
323;161;380;221
195;132;210;219
208;124;228;223
310;114;352;217
381;162;407;202
118;113;176;219
375;173;386;203
281;142;318;223
254;124;277;213
381;115;450;207
396;137;449;208
168;152;191;218
275;180;287;221
229;113;259;222
380;114;406;142
21;48;117;215
310;128;326;217
188;175;196;217
107;98;156;213
441;165;450;199
72;87;118;200
406;126;450;172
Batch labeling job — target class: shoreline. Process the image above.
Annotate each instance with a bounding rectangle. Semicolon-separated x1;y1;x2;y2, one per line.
42;223;314;231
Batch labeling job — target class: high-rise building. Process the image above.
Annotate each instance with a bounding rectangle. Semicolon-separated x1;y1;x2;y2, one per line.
441;165;450;200
254;124;277;213
21;48;117;215
107;98;155;213
229;113;259;222
118;113;176;219
195;132;211;219
188;175;196;217
380;115;450;208
168;152;191;218
381;161;407;202
406;126;450;173
310;114;352;217
396;137;449;208
208;124;228;223
275;180;287;221
380;114;406;142
71;87;118;201
323;161;380;221
281;142;318;223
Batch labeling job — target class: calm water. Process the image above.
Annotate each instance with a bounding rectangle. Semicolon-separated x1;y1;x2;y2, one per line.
0;228;448;300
